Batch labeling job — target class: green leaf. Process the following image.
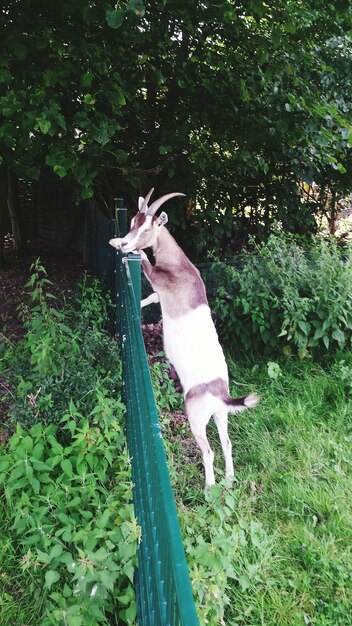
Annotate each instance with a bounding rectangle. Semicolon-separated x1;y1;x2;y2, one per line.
67;615;83;626
8;463;25;484
313;326;325;340
127;0;145;17
100;568;114;591
53;165;67;178
83;94;96;106
116;90;126;106
0;458;10;472
298;320;311;335
106;9;125;29
44;569;60;589
332;329;345;344
29;476;40;494
61;459;73;477
30;458;52;471
238;574;251;591
336;162;347;174
124;603;137;623
37;119;52;134
49;544;63;562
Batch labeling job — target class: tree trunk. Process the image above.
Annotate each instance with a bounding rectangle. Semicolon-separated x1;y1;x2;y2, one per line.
7;168;26;253
328;188;337;235
0;166;8;266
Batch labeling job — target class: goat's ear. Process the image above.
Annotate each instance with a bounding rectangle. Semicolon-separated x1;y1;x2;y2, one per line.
138;196;144;211
157;211;168;227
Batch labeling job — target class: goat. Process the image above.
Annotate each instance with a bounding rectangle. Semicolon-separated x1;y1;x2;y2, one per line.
109;189;259;486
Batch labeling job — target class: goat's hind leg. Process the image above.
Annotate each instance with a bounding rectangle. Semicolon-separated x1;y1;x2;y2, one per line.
213;409;234;479
187;403;215;486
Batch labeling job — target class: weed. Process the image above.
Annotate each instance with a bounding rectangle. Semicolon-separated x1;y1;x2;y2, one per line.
0;262;137;625
212;233;352;357
150;356;183;412
0;393;138;625
1;260;120;428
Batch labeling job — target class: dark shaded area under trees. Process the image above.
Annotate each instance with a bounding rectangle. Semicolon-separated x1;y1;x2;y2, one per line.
1;0;352;264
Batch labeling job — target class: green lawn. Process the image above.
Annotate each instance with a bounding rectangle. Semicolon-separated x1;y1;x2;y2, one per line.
159;355;352;625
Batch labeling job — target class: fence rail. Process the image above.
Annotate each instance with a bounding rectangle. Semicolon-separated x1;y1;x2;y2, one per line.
90;201;199;625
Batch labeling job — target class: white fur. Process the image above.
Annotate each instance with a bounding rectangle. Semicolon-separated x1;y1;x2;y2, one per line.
121;219;151;252
109;237;122;249
141;292;160;308
163;305;228;394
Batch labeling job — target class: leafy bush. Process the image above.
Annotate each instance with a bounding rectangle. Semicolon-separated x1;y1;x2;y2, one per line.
179;485;275;626
212;234;352;357
1;260;121;427
0;261;138;624
150;357;183;412
0;397;138;625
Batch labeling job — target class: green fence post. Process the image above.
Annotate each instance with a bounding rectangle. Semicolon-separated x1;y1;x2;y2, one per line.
111;197;199;626
115;197;141;326
115;197;127;237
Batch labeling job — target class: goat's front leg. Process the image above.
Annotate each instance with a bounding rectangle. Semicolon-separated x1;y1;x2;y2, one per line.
138;249;154;283
141;292;160;308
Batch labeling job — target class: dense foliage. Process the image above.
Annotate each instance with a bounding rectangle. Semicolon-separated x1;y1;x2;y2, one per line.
1;262;120;427
211;233;352;356
1;1;352;256
0;265;138;625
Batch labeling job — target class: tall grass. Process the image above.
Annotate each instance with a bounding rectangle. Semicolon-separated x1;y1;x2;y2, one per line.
158;354;352;625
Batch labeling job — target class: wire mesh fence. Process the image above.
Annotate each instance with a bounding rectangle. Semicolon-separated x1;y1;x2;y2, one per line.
89;201;199;626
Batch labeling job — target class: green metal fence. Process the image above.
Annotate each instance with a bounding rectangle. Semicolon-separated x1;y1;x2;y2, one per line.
106;202;199;626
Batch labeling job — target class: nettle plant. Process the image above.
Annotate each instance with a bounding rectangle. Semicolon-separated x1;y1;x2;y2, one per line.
179;485;274;626
212;233;352;357
3;260;121;427
0;261;138;624
149;357;183;412
0;395;138;626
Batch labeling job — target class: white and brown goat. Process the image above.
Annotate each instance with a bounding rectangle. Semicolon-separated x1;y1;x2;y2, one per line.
109;189;259;486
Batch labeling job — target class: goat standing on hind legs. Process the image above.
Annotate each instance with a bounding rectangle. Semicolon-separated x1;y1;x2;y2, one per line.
109;189;259;487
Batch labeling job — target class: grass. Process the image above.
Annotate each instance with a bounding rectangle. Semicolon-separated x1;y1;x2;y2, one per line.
159;353;352;626
0;504;43;626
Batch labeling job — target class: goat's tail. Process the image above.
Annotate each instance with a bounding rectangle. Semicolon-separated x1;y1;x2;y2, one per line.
224;392;260;414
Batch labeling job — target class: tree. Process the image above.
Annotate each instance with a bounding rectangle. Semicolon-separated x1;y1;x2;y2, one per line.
1;1;352;259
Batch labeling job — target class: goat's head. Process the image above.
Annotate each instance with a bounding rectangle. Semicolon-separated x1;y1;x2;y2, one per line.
116;188;185;253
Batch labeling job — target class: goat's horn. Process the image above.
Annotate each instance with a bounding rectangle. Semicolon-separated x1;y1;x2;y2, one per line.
147;192;185;216
139;187;155;213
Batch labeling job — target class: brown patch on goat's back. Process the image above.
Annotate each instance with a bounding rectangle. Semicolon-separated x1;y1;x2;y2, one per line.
150;229;208;317
152;269;208;318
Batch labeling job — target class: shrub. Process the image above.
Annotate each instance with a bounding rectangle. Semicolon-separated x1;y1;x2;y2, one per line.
1;260;121;428
150;357;183;412
0;397;138;625
0;260;138;624
179;485;275;626
212;234;352;357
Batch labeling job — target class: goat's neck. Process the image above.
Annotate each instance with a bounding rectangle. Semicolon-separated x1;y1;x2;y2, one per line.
152;226;188;269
